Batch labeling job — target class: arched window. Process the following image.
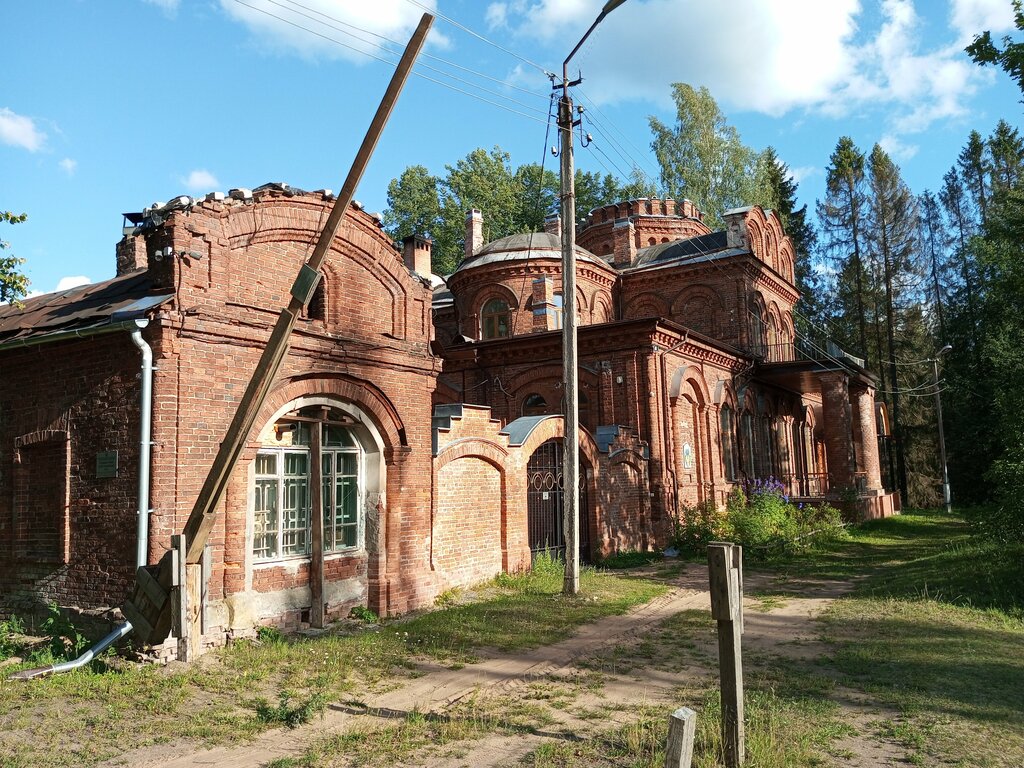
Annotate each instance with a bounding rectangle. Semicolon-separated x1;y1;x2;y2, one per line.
522;393;549;417
720;406;738;481
253;406;363;560
481;297;511;339
303;273;327;322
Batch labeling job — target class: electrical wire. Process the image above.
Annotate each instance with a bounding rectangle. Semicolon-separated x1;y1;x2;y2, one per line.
228;0;552;125
400;0;555;77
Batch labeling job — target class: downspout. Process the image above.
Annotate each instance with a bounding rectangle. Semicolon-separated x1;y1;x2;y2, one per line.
9;320;154;680
130;319;153;568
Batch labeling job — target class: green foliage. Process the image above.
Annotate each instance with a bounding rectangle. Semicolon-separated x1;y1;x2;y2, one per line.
255;625;285;644
0;614;27;661
672;481;846;558
253;689;328;728
649;83;764;227
672;499;731;554
383;146;642;276
1;210;30;305
966;0;1024;96
597;550;662;569
348;605;379;624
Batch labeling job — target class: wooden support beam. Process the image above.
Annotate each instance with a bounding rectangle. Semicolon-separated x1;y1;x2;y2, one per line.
179;13;434;566
310;414;325;628
119;15;433;645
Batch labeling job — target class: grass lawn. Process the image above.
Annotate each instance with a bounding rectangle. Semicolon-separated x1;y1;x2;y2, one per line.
0;559;667;768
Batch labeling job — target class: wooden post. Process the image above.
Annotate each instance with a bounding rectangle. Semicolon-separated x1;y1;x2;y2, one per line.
708;542;744;768
119;15;433;645
184;562;203;661
664;706;696;768
310;413;325;628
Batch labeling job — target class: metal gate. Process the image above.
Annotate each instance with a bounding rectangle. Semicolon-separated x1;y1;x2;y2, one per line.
526;439;590;562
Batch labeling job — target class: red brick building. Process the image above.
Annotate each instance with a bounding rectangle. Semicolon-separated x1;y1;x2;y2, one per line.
0;186;896;649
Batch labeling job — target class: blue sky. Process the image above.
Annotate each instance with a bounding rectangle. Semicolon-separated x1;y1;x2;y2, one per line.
2;0;1021;295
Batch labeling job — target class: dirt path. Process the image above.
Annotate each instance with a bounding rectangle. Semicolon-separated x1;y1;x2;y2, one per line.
103;566;909;768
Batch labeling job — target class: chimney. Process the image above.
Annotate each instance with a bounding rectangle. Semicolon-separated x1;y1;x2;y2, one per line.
543;213;561;239
402;233;433;277
465;209;483;260
723;207;751;249
116;234;148;276
612;218;636;267
531;277;555;332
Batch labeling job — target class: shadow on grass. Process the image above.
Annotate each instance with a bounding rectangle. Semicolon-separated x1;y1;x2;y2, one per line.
766;509;1024;619
823;605;1024;727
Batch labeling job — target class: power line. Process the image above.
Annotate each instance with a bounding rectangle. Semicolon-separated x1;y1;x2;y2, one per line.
228;0;551;125
401;0;555;77
276;0;550;100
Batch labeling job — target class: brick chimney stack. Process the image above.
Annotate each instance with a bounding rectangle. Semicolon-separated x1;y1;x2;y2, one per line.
611;218;636;267
402;233;433;277
465;209;483;260
116;234;148;275
543;213;561;239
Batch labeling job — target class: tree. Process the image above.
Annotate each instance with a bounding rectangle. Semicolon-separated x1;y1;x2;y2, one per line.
866;144;921;506
988;119;1024;193
757;147;824;333
649;84;761;227
384;146;641;276
958;130;991;225
817;137;870;358
1;211;30;305
918;190;948;339
966;0;1024;95
383;165;442;241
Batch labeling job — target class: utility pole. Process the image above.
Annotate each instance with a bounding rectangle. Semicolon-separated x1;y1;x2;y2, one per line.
558;0;628;596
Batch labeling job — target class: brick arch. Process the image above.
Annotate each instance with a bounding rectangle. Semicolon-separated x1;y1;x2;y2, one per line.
778;240;795;282
234;219;409;340
255;374;405;455
592;294;612;324
434;438;509;473
623;292;669;319
746;216;764;260
514;416;601;475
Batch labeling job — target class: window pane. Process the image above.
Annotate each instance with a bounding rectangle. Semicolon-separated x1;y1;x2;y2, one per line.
340;452;357;476
324;425;355;447
256;453;277;476
253;477;278;559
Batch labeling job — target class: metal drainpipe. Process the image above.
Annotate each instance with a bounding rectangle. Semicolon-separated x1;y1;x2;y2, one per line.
129;319;154;568
8;320;153;681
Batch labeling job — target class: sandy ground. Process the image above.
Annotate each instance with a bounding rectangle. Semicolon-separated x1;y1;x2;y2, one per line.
101;565;911;768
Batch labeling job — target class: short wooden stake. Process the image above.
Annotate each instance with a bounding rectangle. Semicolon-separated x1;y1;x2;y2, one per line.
664;706;696;768
708;542;745;768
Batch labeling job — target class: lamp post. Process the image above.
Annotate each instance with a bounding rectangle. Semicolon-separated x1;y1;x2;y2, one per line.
558;0;628;596
933;344;952;514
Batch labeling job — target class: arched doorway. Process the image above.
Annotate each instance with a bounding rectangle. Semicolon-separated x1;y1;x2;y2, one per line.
526;439;591;563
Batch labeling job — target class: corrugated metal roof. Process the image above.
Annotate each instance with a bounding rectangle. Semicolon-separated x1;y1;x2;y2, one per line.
455;231;599;273
0;271;171;345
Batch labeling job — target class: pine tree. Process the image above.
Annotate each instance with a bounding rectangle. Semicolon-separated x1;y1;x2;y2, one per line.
959;130;991;226
817;137;870;358
866;144;921;506
918;191;948;340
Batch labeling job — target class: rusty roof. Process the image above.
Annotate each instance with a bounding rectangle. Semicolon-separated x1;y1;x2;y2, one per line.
0;271;172;347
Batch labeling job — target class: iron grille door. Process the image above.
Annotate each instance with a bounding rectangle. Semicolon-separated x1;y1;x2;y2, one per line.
526;439;591;563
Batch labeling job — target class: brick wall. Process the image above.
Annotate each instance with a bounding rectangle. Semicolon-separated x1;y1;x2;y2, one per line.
0;334;143;609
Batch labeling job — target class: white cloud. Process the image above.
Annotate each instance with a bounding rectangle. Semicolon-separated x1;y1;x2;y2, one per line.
0;108;46;152
56;276;92;292
182;169;220;191
59;158;77;175
142;0;180;14
879;133;920;160
950;0;1017;44
790;166;820;185
501;0;997;145
486;2;509;30
219;0;448;62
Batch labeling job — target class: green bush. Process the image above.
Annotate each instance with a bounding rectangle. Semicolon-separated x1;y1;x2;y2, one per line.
672;479;847;557
254;689;328;728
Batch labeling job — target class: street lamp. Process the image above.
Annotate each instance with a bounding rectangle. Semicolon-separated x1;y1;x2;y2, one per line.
558;0;629;596
933;344;952;514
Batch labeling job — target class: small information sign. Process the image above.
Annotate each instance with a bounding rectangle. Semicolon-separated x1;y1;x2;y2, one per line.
96;451;118;479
